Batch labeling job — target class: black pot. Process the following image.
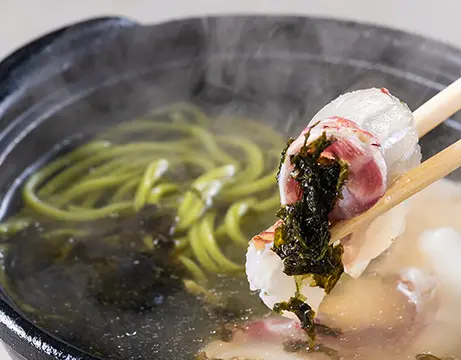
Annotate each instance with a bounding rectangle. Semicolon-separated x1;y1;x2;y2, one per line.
0;15;459;360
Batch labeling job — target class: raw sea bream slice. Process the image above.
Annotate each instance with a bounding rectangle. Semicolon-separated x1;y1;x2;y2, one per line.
246;88;421;316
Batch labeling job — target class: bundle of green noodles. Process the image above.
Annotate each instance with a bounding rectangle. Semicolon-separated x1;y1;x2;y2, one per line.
0;104;285;285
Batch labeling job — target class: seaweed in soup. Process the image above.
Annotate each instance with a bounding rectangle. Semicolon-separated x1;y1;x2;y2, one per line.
1;205;267;360
4;205;186;311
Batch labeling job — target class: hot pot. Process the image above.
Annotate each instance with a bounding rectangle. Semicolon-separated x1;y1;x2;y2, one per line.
0;15;459;360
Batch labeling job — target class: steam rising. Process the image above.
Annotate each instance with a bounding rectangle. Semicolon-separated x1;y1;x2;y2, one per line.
0;15;459;360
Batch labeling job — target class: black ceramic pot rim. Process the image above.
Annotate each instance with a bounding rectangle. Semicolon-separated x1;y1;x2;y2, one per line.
0;14;460;360
0;16;138;360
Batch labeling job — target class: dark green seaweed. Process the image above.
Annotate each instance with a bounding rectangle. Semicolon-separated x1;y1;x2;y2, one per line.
5;205;186;311
276;138;294;181
272;128;348;338
273;296;316;341
315;322;342;338
283;340;340;360
3;204;267;360
273;130;347;285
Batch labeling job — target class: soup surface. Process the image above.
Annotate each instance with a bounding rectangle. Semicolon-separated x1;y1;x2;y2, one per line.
203;178;461;360
0;104;282;360
0;104;460;360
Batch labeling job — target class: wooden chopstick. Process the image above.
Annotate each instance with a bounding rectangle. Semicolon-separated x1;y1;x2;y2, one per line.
328;77;461;243
414;77;461;137
329;138;461;243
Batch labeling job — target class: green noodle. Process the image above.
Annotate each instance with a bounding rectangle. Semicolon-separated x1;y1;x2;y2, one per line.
189;224;219;273
133;160;169;211
218;136;265;183
199;213;242;272
224;199;257;247
55;174;134;207
147;184;179;204
178;255;207;283
0;219;30;235
112;178;140;202
79;191;102;208
176;165;236;231
1;103;285;282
